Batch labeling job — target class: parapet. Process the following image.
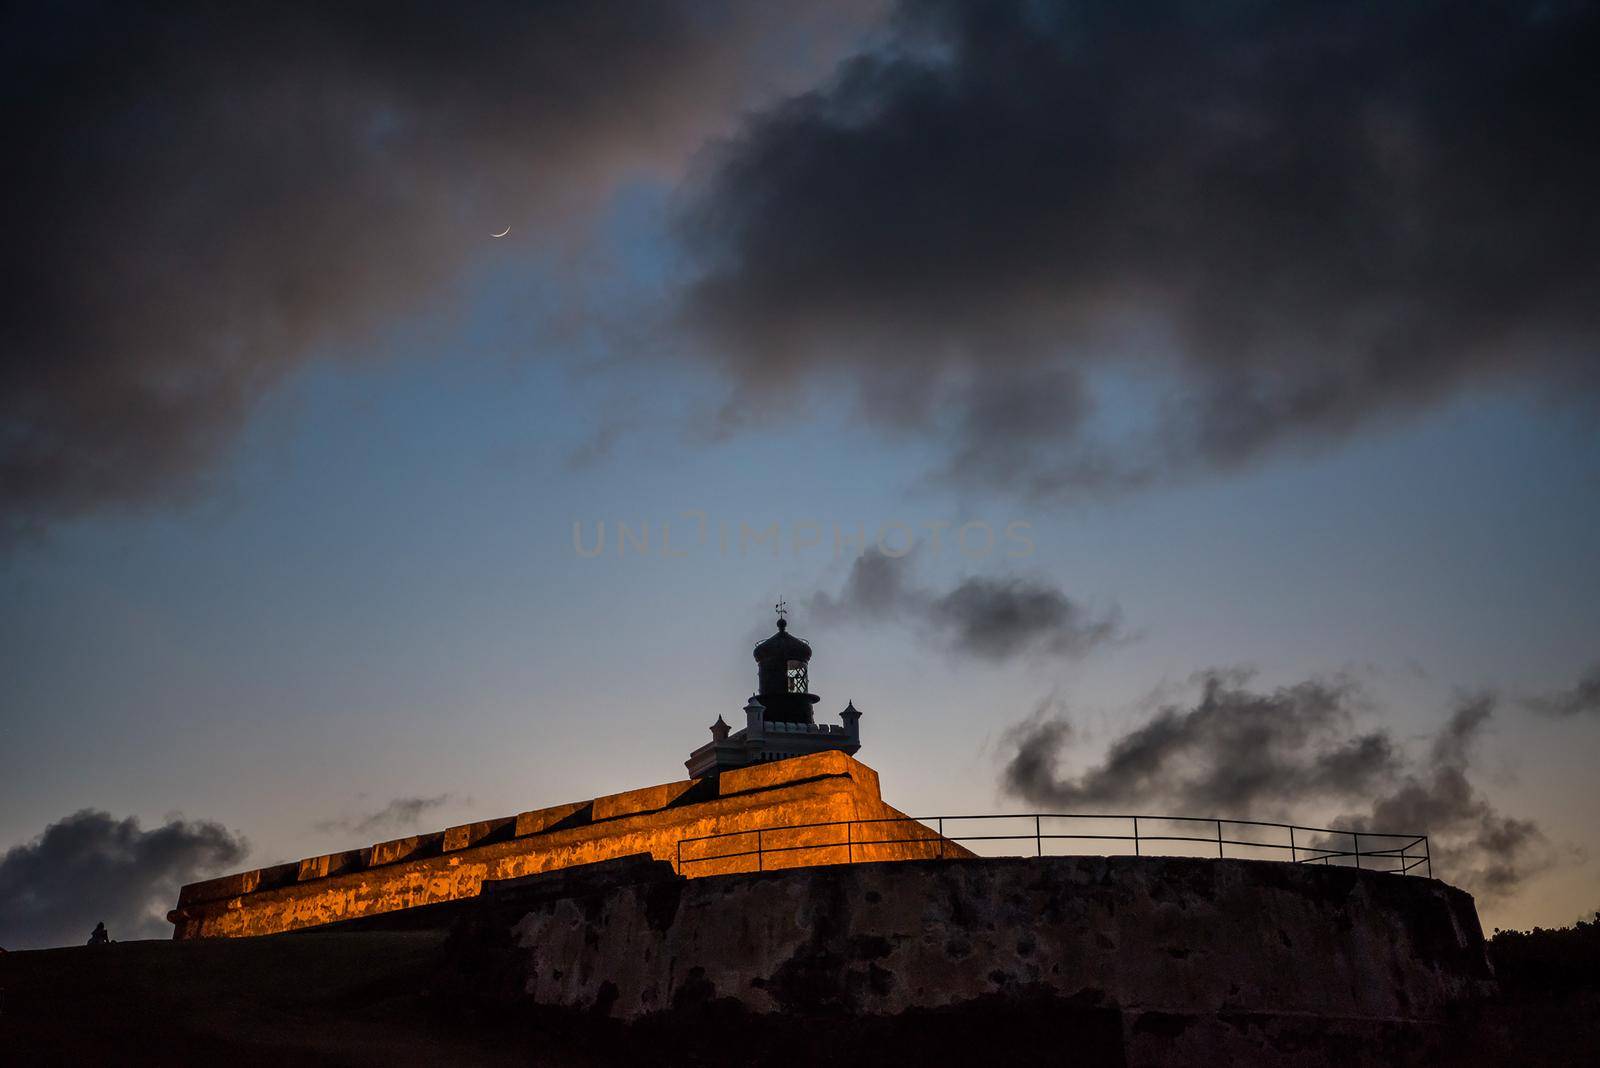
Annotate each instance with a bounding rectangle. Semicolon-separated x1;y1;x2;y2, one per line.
169;750;914;938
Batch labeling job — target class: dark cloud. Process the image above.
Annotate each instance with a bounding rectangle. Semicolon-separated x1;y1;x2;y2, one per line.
0;1;866;538
681;1;1600;498
0;810;247;949
931;575;1124;660
810;550;1123;660
313;793;457;837
1522;663;1600;717
1338;695;1548;901
15;2;1593;535
1001;671;1396;812
1001;677;1548;901
810;549;913;623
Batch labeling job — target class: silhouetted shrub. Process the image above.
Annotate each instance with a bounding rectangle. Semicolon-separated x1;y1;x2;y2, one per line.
1488;913;1600;997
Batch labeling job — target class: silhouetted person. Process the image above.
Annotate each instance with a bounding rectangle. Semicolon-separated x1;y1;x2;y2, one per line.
87;921;109;946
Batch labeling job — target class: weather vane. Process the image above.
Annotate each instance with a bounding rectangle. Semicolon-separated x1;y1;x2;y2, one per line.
775;598;787;620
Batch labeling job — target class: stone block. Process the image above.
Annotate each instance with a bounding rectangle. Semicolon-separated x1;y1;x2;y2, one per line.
514;801;590;837
368;832;444;868
591;779;699;821
176;868;263;908
718;749;854;796
255;862;299;891
443;816;516;852
297;850;366;881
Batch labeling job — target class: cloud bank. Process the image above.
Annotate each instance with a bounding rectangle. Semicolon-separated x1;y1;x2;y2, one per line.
1339;695;1546;901
1000;674;1546;901
0;810;247;949
8;2;1597;536
682;0;1600;497
1002;671;1396;812
810;550;1123;660
0;0;864;537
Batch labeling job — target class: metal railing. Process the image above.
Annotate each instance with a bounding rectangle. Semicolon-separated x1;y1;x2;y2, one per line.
675;813;1430;878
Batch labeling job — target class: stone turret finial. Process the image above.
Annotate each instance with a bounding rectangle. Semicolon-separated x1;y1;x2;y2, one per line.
709;715;731;742
841;700;862;742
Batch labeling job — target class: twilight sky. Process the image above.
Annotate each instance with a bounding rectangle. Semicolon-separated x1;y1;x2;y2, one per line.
2;0;1598;948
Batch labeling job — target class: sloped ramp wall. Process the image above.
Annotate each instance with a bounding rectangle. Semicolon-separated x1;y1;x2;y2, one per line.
168;752;957;939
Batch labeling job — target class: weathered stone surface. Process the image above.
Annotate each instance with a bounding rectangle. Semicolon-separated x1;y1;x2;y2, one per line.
443;816;516;852
296;849;365;881
168;753;962;939
592;779;705;821
368;832;444;867
501;855;1494;1062
512;801;589;838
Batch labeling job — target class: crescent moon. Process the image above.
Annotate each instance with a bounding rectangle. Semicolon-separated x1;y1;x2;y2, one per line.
491;226;511;238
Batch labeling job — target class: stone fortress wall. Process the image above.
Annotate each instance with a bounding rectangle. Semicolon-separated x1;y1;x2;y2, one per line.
168;752;956;940
499;852;1496;1063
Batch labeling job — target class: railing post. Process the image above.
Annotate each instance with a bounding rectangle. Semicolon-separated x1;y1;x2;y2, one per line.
1133;816;1140;856
1289;825;1296;864
1425;837;1432;879
847;820;853;865
676;838;682;875
757;829;763;872
1353;831;1361;870
938;817;944;860
1216;820;1224;858
1035;814;1042;857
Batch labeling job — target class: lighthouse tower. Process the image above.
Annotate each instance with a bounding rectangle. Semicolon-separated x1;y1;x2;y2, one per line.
684;606;863;778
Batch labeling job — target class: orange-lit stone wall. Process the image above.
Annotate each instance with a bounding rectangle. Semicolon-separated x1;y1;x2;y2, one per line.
168;753;962;940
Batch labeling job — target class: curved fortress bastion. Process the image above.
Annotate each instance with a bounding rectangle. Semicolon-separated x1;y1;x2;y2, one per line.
476;852;1495;1064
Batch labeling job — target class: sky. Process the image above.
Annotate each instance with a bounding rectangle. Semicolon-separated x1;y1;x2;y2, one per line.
2;0;1598;948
